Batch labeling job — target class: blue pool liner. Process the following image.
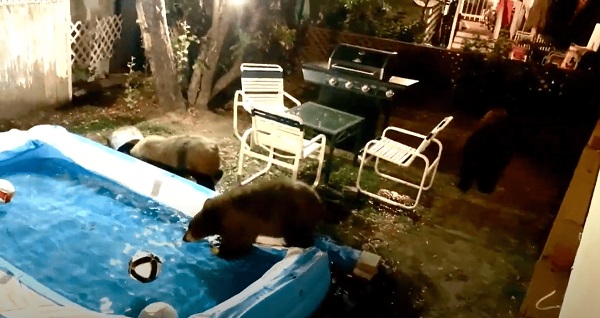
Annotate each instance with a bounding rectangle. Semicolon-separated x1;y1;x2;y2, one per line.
0;127;333;318
314;236;362;273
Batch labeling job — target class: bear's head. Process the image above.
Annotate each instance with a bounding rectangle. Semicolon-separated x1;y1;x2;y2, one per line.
191;169;224;191
183;198;222;243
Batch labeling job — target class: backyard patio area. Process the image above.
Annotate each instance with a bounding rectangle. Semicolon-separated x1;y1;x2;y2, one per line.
2;73;573;318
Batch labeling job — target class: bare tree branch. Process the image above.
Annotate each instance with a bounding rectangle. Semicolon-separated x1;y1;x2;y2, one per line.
210;55;243;99
188;3;267;108
209;7;264;99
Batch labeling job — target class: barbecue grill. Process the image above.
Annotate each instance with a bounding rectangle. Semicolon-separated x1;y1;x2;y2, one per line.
301;43;419;150
303;44;417;100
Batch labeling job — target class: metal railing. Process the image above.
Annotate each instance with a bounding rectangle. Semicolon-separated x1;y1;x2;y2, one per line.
460;0;488;21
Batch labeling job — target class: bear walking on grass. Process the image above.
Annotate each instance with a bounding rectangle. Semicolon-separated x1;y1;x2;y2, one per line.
183;179;342;260
129;134;224;191
109;126;224;190
458;108;515;194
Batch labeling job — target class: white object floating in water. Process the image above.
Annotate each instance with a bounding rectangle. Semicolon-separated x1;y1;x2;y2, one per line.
0;179;15;204
138;302;178;318
128;250;162;283
206;235;221;247
99;296;115;314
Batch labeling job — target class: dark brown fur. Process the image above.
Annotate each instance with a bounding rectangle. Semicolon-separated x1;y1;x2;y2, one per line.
183;179;331;259
129;135;223;190
458;108;514;194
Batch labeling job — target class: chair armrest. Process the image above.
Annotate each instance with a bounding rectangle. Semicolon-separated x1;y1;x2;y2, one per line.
234;89;243;101
234;91;255;113
358;138;382;162
305;134;326;147
283;91;302;107
382;126;426;140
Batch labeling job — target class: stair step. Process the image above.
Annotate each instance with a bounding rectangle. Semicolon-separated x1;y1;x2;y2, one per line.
451;40;495;52
455;31;491;40
453;36;495;46
451;42;463;50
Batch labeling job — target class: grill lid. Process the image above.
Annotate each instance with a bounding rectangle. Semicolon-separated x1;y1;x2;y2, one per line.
328;44;397;80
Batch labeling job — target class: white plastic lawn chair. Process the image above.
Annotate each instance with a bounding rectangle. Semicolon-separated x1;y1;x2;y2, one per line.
233;63;302;141
237;106;327;187
356;116;453;210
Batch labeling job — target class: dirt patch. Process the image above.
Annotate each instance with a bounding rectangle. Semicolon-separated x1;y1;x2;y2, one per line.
6;76;565;318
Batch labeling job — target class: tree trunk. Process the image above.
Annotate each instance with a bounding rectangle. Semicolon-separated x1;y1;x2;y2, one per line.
188;4;265;109
193;14;232;108
136;0;186;111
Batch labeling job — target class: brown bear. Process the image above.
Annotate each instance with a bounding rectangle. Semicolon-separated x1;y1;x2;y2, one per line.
129;134;224;191
182;179;337;259
458;108;514;194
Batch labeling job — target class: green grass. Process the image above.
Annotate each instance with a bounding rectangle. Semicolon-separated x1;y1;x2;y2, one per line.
69;115;145;134
136;122;177;136
68;112;178;138
327;158;381;192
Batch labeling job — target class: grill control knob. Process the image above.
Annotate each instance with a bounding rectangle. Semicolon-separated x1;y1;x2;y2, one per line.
328;78;338;86
361;85;371;93
345;81;353;89
385;90;395;98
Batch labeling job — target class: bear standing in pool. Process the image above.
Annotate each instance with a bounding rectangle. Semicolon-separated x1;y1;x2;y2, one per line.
183;179;339;259
458;108;515;194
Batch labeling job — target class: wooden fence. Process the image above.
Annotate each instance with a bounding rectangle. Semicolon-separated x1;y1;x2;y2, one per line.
0;0;72;119
299;27;600;119
299;26;598;108
301;26;472;83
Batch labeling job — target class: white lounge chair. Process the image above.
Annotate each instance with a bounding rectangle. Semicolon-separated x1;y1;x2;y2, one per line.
237;106;327;187
233;63;301;141
356;116;453;209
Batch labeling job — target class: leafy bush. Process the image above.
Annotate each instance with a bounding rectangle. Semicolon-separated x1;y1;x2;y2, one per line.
316;0;425;43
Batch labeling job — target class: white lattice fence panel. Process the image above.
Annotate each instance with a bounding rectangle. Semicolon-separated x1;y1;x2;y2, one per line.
70;15;122;76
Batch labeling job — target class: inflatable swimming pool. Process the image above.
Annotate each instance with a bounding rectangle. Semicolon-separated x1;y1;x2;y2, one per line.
0;125;331;318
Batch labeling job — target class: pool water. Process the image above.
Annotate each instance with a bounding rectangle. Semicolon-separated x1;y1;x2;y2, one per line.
0;157;286;317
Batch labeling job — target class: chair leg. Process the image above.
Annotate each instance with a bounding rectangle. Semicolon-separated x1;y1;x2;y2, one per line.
410;168;431;209
357;148;417;209
356;147;372;193
422;162;440;191
311;143;327;188
373;158;430;192
322;140;337;184
423;146;443;191
239;161;273;186
236;147;247;184
233;102;242;141
291;158;300;182
237;148;274;186
362;156;432;210
358;162;415;210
